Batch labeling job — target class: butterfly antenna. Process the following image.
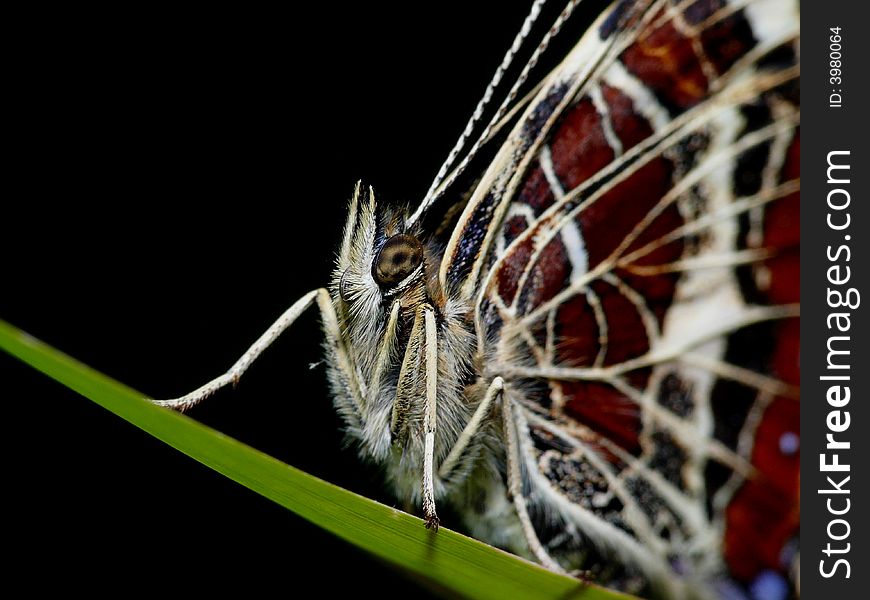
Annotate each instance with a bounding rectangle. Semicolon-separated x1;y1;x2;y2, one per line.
409;0;582;226
409;0;548;223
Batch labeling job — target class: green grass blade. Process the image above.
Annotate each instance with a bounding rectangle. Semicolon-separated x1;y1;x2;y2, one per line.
0;318;630;600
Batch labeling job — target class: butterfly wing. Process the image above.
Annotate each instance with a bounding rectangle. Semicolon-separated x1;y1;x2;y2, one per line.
441;0;799;594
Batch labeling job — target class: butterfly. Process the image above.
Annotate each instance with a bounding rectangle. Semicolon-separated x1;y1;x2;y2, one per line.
150;1;800;598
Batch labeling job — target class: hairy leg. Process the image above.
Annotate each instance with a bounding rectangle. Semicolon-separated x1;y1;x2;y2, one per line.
149;289;364;420
502;389;567;574
438;376;504;480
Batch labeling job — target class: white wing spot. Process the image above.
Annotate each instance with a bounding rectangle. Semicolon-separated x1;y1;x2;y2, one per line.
603;60;670;132
589;83;624;156
540;145;588;284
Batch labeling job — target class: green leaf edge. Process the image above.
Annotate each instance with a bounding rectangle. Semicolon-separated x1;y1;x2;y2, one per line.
0;318;633;600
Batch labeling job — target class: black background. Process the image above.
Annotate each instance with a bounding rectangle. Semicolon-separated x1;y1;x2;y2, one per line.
3;1;611;596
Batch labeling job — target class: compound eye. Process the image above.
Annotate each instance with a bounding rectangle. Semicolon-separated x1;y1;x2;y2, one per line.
373;234;423;286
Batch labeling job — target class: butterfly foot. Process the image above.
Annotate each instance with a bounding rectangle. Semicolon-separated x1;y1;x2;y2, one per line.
425;514;441;532
570;569;595;583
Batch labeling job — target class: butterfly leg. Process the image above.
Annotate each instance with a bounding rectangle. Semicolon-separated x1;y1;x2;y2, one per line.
390;304;440;530
391;306;426;445
421;306;440;530
502;388;567;574
438;376;504;480
149;289;365;419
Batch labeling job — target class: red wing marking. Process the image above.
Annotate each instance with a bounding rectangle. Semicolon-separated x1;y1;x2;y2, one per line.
562;381;642;455
600;83;655;149
591;279;650;366
517;166;557;216
621;1;758;113
578;157;675;271
550;97;615;191
621;9;710;110
516;235;571;315
504;214;530;245
497;236;533;304
762;133;800;305
724;395;799;581
493;76;682;319
771;318;799;387
553;294;600;367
